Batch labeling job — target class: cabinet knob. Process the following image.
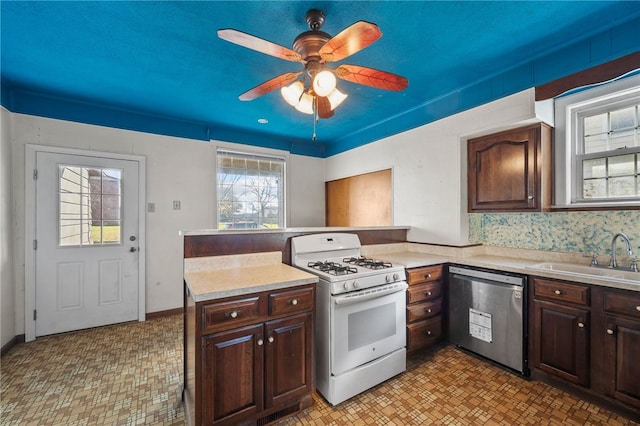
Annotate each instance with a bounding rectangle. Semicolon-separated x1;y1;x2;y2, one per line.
290;299;298;306
606;328;614;335
426;291;432;296
268;336;274;343
553;289;562;295
636;306;640;312
257;339;264;346
229;311;239;319
426;330;432;336
426;308;432;314
424;273;431;279
577;322;584;328
528;195;534;200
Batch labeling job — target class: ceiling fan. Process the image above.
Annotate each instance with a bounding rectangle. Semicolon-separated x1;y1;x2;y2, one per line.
218;9;408;120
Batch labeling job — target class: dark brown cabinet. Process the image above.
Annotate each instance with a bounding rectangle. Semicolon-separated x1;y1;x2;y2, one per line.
531;278;591;386
531;277;640;418
468;123;552;212
601;289;640;409
405;264;445;354
185;284;314;426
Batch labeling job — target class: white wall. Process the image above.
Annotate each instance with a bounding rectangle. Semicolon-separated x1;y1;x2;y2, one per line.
325;89;543;245
6;113;325;338
1;107;16;348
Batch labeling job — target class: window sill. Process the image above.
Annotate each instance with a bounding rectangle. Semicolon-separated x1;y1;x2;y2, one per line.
551;201;640;211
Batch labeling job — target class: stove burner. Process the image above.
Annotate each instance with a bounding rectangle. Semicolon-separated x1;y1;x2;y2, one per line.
308;261;358;276
343;257;393;270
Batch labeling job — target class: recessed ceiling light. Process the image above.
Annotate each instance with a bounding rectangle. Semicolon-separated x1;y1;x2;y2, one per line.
257;118;268;124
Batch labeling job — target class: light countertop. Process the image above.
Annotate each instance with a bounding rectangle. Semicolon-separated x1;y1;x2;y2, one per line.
361;247;640;292
184;252;318;302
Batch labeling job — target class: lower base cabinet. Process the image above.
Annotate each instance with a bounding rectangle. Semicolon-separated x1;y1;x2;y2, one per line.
531;277;640;418
185;283;314;425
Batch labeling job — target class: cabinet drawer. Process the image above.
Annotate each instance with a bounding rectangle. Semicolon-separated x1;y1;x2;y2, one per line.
533;278;590;306
604;290;640;319
407;299;442;323
407;281;442;304
406;265;443;285
407;316;442;350
202;296;262;332
269;286;314;317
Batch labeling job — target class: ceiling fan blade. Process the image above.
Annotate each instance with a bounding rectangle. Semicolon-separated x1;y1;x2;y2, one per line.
218;29;303;63
319;21;382;62
333;64;408;91
239;72;302;101
317;96;334;119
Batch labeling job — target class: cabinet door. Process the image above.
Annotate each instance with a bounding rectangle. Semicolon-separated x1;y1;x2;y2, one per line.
604;315;640;408
468;125;542;211
202;323;264;426
532;300;590;386
264;313;313;409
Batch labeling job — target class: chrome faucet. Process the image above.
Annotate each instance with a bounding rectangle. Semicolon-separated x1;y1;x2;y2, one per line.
610;232;632;269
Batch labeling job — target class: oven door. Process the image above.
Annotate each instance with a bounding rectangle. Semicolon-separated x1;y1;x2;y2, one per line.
331;282;408;376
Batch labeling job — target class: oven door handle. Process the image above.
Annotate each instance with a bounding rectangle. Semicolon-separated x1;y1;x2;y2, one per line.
333;282;408;305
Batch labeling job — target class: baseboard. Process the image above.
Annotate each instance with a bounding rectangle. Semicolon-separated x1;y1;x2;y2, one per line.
146;307;183;320
1;334;25;356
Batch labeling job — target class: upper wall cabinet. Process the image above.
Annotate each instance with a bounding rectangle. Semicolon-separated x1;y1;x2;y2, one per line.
468;123;553;212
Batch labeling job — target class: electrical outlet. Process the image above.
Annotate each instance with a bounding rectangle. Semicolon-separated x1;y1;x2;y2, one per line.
147;202;155;213
173;200;181;210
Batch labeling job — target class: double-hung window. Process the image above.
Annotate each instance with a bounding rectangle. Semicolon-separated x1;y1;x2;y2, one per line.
554;75;640;207
216;148;286;229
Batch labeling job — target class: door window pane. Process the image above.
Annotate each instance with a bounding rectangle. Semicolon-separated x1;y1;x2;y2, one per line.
59;166;122;246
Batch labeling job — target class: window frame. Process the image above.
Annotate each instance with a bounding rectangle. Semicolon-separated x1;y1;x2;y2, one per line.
553;74;640;208
214;145;288;230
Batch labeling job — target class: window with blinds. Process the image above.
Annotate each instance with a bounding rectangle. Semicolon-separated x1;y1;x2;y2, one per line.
216;149;285;229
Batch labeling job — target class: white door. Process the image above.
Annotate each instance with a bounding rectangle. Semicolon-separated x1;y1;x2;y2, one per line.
34;151;141;336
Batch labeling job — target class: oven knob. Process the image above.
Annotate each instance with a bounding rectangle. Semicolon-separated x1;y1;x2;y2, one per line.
386;274;392;283
353;280;360;289
343;282;350;291
393;273;399;281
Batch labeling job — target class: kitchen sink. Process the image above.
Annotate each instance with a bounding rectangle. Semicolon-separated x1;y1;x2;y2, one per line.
526;262;640;285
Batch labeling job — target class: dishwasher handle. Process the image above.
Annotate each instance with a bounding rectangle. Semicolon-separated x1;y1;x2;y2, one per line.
449;266;525;286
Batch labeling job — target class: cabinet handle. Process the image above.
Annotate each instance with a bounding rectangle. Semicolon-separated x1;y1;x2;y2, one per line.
228;311;239;319
424;273;431;279
257;338;264;346
606;328;614;335
268;336;274;343
290;299;298;306
577;322;584;328
553;289;562;295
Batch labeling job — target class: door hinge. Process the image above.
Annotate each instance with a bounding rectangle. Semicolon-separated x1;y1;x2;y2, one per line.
33;310;37;321
33;169;38;180
33;240;37;250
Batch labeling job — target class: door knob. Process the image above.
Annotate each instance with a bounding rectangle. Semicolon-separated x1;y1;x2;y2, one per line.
129;235;137;241
130;247;138;252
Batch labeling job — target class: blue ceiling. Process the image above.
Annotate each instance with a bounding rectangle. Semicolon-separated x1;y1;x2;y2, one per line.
2;1;639;157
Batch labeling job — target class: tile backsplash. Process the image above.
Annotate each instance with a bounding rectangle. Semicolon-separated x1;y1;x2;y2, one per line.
469;211;640;258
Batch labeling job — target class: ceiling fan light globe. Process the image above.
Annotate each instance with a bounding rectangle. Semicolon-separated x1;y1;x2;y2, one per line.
295;92;315;114
327;88;348;110
281;81;304;107
313;70;336;97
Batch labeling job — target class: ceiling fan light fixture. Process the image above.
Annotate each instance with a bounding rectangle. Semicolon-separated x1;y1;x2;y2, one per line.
312;70;336;97
281;81;304;107
295;92;315;114
327;88;348;110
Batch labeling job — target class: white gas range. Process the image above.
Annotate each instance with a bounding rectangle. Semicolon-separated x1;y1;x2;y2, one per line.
291;233;408;405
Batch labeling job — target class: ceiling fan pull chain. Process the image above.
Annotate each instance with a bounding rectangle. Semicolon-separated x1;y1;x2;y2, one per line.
312;98;318;141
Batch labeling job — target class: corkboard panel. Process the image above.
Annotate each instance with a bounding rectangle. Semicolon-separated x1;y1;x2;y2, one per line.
325;169;392;227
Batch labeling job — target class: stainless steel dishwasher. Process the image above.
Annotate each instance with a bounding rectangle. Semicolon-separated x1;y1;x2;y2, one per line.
449;265;528;375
